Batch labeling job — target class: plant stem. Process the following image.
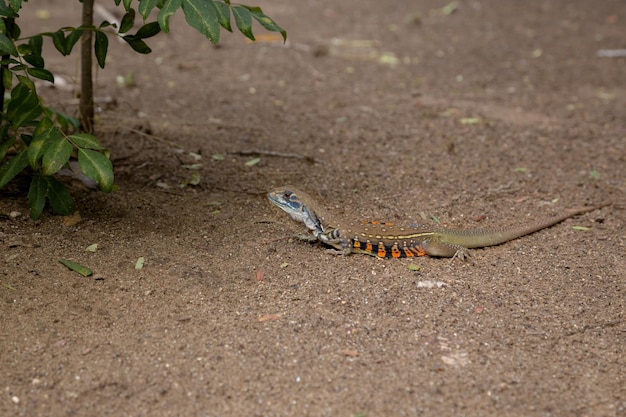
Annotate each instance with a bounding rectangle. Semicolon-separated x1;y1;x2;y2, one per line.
79;0;94;133
0;17;15;116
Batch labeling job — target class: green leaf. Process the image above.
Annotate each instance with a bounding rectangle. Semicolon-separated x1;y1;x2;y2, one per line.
0;124;14;160
157;0;181;33
244;157;261;166
135;22;161;39
28;174;46;219
248;7;287;42
184;171;201;185
33;117;53;137
135;256;145;269
15;74;36;91
69;133;106;150
20;133;32;146
8;20;20;39
0;150;28;189
33;115;55;139
0;4;18;18
41;136;72;176
138;0;160;20
26;67;54;82
17;42;33;55
54;111;80;131
23;53;44;68
0;57;18;65
9;0;22;13
59;259;93;277
94;30;108;68
2;66;11;90
77;149;114;192
47;176;74;215
0;32;18;56
7;82;42;129
232;6;254;41
29;34;43;55
65;28;83;54
27;136;46;168
122;35;152;53
29;117;61;167
52;30;67;55
122;0;132;12
182;0;220;43
213;1;232;32
120;9;136;33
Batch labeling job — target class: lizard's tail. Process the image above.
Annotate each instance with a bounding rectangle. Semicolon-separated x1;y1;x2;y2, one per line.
436;203;610;249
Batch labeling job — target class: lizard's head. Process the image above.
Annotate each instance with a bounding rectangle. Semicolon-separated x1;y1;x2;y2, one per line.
267;186;323;233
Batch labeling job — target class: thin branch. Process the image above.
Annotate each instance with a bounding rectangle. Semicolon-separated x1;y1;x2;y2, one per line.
79;0;94;133
0;17;15;115
230;149;324;164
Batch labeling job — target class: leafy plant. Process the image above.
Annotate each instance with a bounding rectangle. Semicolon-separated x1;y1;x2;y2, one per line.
0;0;286;219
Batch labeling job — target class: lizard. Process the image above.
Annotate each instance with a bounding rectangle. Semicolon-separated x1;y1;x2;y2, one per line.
267;186;610;260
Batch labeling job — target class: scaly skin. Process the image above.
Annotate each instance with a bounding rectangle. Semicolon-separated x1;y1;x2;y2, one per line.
267;186;610;260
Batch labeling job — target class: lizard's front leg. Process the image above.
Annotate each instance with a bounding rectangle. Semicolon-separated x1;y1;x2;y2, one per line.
317;228;354;255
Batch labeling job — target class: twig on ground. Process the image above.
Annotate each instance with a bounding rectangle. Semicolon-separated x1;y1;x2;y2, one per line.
230;150;324;164
597;49;626;58
128;127;185;149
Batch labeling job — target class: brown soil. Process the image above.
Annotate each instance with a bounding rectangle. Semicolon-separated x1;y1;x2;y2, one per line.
2;1;625;416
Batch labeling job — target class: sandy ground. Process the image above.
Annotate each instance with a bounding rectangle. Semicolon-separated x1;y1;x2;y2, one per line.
1;0;625;416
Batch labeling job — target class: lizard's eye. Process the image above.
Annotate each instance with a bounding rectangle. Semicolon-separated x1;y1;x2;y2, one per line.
283;191;293;200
